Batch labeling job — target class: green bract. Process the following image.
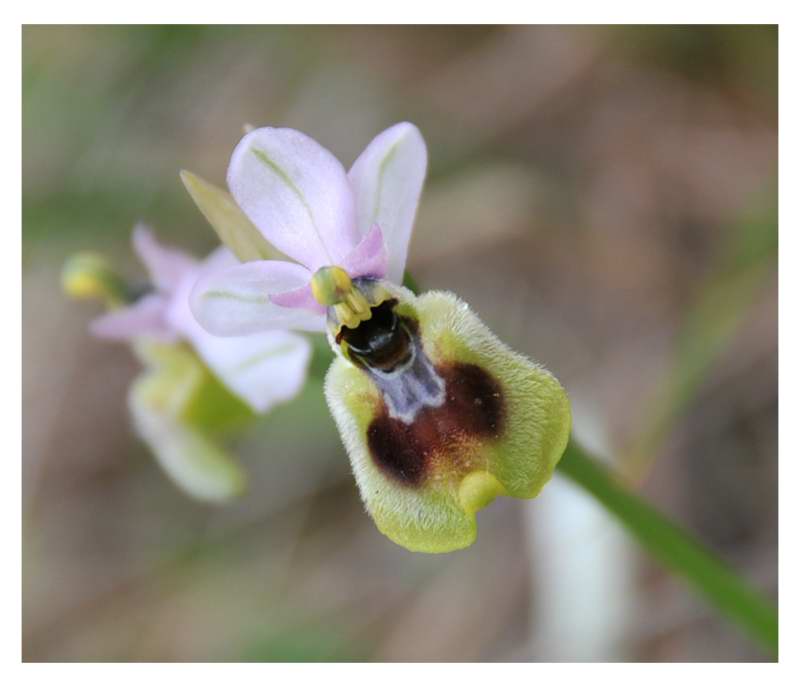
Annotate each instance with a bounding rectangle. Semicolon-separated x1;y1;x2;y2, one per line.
325;287;571;553
180;170;286;263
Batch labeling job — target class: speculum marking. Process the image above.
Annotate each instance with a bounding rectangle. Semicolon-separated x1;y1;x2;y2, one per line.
366;362;505;487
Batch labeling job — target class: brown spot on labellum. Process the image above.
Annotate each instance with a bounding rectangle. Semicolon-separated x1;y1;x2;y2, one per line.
366;363;505;487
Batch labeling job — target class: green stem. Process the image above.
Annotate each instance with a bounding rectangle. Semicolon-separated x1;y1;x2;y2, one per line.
556;438;778;657
402;270;421;295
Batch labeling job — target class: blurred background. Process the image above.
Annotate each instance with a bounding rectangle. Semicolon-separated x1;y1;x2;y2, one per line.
22;25;777;662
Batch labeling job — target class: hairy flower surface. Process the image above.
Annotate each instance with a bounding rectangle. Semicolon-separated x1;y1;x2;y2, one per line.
325;282;570;552
64;226;311;501
186;123;571;551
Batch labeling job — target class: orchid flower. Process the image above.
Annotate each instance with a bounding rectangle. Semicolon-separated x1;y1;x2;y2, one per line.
63;226;311;502
187;123;571;552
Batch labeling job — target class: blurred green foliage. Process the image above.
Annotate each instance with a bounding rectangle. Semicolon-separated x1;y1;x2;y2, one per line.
615;25;777;101
238;626;362;662
626;189;777;478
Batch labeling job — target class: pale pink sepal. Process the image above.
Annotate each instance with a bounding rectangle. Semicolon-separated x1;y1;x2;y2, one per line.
227;127;360;271
90;293;178;343
348;122;427;283
132;224;198;292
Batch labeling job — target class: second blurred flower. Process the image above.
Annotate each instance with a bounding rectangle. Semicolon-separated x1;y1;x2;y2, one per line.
63;226;312;502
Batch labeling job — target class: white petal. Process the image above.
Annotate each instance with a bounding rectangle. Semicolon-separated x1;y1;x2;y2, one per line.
348;123;427;283
132;224;197;292
228;127;359;270
188;329;311;414
160;250;314;413
189;260;326;336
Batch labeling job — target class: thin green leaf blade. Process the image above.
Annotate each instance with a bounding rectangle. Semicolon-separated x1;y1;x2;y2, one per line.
557;439;778;657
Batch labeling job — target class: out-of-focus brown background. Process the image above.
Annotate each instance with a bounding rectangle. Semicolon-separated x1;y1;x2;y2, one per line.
22;25;777;661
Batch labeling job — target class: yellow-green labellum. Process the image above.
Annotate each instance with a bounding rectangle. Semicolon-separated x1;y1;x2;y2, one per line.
324;283;571;553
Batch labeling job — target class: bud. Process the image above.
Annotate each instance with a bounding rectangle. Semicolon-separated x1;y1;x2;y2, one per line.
61;252;131;308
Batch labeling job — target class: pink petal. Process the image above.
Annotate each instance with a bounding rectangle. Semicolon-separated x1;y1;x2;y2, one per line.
270;283;327;315
340;224;388;280
90;293;178;343
227;127;360;271
348;122;427;283
132;224;197;292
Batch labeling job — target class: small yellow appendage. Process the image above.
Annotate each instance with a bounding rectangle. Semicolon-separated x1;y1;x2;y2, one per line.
311;266;372;330
62;252;128;309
